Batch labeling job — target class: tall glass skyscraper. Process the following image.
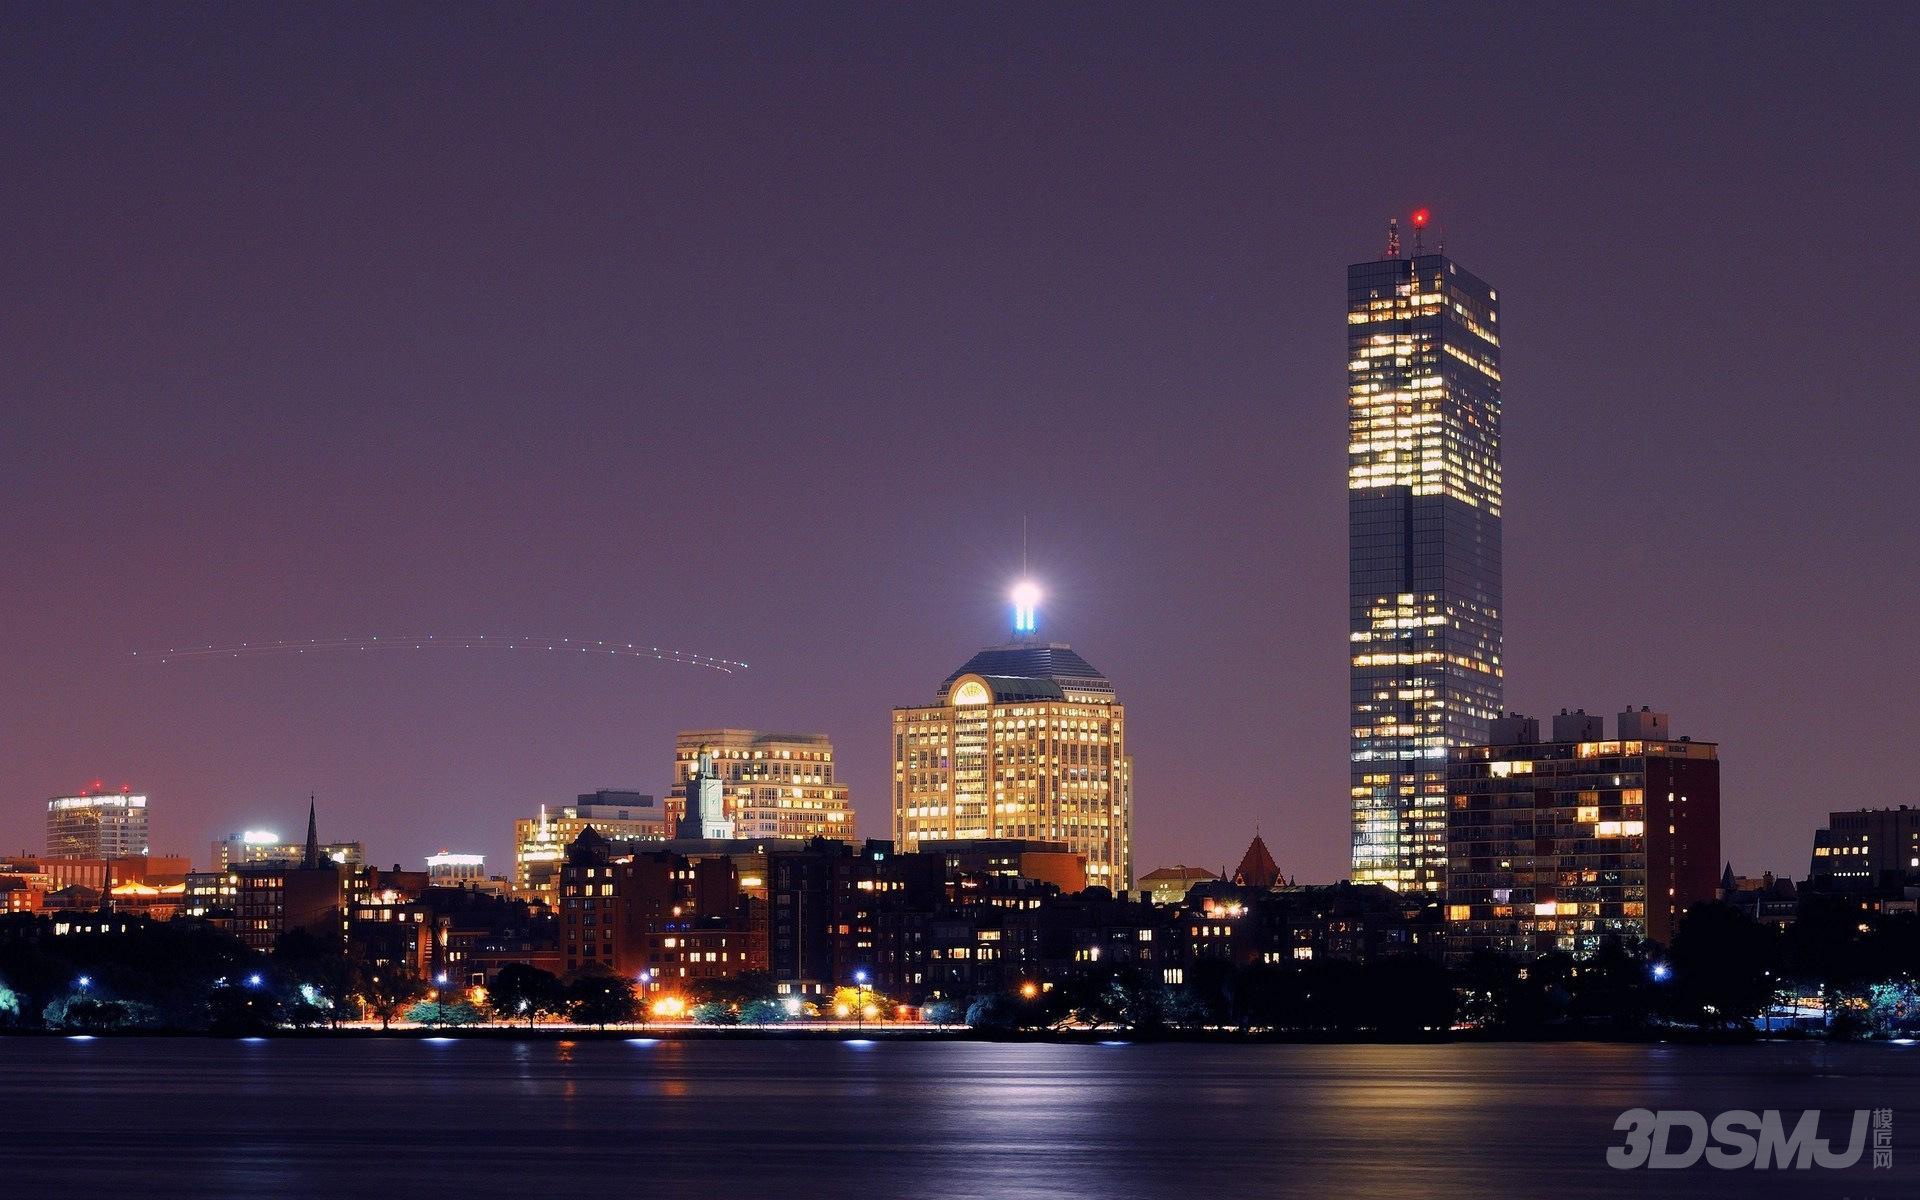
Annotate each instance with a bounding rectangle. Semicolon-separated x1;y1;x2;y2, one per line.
1347;221;1503;892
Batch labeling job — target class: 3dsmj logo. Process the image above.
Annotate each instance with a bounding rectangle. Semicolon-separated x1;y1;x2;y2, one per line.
1607;1108;1893;1170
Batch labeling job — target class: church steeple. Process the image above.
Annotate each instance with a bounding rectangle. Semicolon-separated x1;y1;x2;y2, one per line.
301;794;322;870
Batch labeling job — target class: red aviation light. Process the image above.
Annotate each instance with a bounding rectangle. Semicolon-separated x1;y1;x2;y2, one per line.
1411;208;1431;228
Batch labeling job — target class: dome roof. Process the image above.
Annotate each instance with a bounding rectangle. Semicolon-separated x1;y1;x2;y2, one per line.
936;642;1114;703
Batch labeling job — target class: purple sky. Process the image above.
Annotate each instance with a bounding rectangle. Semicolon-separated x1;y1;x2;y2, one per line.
3;5;1916;882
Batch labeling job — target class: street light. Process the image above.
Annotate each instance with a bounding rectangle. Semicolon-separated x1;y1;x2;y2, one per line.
1650;962;1671;982
76;975;92;991
854;970;869;1032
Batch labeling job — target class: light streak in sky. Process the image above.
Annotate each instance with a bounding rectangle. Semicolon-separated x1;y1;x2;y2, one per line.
131;636;747;674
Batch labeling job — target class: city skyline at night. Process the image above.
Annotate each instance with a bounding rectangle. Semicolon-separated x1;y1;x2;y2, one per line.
6;10;1920;1195
3;5;1915;892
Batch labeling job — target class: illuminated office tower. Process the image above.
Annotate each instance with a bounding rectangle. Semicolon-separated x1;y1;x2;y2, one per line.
45;788;149;858
892;583;1133;888
1348;211;1503;892
667;731;854;842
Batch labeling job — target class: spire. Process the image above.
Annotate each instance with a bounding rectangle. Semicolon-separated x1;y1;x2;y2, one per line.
302;794;321;870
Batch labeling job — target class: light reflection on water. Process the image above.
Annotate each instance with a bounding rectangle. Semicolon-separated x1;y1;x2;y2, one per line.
0;1039;1911;1199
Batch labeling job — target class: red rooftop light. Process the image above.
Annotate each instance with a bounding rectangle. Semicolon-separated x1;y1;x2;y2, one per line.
1411;207;1431;228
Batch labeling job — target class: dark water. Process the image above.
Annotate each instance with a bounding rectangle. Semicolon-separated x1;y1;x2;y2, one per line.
0;1036;1913;1198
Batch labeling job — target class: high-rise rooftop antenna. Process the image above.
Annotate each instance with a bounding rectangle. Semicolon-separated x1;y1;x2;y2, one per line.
1384;217;1400;259
1010;516;1040;639
1411;207;1431;255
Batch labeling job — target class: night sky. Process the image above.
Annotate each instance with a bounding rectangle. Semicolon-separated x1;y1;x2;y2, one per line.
3;4;1916;883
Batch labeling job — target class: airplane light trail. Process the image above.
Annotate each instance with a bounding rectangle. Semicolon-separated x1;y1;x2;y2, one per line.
131;636;748;674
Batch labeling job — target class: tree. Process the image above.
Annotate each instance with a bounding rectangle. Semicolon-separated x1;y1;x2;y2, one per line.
922;997;966;1028
1783;895;1873;1014
566;970;640;1027
1668;901;1777;1028
1367;956;1456;1035
739;998;789;1024
355;965;425;1031
1568;936;1654;1031
207;983;282;1035
488;964;566;1026
688;972;779;1008
406;1000;484;1028
690;1001;737;1025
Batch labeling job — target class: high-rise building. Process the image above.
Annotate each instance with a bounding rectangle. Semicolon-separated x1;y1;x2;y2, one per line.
1348;213;1504;892
893;584;1133;888
1444;707;1721;956
667;730;854;842
512;792;667;906
45;788;150;858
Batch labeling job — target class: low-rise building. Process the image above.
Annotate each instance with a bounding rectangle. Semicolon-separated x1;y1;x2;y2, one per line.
1137;865;1221;907
514;793;667;906
1807;806;1920;896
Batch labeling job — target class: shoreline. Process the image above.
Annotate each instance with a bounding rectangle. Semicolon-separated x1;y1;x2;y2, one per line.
2;1025;1870;1046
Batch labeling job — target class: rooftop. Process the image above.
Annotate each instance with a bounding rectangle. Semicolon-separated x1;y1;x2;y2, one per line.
935;642;1114;704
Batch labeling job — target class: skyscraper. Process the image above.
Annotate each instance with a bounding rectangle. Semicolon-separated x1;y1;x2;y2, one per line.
1347;213;1503;892
892;583;1133;888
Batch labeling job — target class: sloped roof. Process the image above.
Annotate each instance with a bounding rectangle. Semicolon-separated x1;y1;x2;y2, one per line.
936;642;1114;703
1232;835;1281;889
1139;865;1221;885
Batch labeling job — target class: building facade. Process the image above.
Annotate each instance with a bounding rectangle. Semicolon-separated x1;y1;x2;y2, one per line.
46;791;150;858
1348;222;1504;893
894;633;1133;889
1445;708;1721;956
211;830;364;870
513;793;667;906
1807;806;1920;895
667;730;854;842
557;828;767;983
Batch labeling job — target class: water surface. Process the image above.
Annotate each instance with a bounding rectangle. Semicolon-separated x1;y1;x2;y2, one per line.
1;1038;1911;1198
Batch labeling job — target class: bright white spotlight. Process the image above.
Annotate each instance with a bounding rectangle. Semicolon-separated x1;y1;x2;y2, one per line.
1010;580;1041;635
